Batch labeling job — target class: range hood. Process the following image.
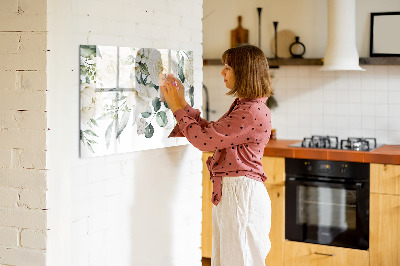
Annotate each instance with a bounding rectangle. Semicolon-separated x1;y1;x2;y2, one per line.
320;0;365;71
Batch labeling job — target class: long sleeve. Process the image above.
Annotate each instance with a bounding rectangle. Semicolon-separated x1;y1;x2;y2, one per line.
168;104;210;137
172;105;257;152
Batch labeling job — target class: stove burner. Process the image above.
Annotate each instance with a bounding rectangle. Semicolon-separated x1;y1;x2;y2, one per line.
340;137;377;151
301;135;339;149
295;136;378;151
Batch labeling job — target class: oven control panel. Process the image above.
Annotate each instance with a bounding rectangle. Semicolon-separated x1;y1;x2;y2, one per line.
286;158;369;180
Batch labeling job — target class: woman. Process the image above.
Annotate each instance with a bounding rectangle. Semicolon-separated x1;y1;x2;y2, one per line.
161;44;273;266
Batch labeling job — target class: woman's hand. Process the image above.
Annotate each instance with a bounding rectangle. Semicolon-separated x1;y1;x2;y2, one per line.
169;75;187;108
160;75;186;113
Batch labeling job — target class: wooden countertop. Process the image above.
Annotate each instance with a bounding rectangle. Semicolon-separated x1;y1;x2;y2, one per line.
263;139;400;165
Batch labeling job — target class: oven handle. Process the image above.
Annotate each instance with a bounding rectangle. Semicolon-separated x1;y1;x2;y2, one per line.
286;177;364;189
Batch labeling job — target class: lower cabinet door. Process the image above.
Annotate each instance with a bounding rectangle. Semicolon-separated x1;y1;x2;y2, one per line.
202;152;213;258
370;193;400;266
284;241;369;266
265;184;284;266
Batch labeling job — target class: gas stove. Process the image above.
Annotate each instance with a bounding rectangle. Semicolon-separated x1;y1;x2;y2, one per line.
289;135;381;151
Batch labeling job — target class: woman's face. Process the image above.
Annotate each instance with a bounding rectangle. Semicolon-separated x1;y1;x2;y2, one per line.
220;64;235;89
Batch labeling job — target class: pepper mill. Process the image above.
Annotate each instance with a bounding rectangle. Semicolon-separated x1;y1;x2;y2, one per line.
257;8;262;48
273;21;279;58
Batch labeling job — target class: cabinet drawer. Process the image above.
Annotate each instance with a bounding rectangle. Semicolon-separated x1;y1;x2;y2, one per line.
284;241;369;266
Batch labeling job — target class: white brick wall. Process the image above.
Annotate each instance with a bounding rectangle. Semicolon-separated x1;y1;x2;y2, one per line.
47;0;203;266
0;0;48;265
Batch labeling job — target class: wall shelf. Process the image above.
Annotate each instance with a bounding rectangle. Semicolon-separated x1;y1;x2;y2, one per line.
359;57;400;65
203;57;400;67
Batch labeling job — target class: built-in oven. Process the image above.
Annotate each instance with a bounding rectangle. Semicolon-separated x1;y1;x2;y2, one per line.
285;158;369;250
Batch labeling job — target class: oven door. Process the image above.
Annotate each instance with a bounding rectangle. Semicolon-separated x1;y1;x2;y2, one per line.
285;177;369;250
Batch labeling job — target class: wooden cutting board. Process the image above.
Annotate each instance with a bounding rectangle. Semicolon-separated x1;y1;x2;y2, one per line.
231;16;249;48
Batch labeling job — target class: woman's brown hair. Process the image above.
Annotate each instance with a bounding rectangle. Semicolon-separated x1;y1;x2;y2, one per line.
221;44;273;99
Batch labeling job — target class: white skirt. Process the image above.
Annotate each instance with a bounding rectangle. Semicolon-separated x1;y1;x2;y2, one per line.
212;176;271;266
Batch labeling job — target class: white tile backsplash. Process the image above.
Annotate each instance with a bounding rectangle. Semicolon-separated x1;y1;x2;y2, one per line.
388;91;400;104
389;104;400;117
204;64;400;145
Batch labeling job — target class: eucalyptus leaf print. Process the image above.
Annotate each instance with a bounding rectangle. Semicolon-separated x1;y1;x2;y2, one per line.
152;97;161;112
145;123;154;138
156;111;168;127
116;110;131;139
79;45;196;157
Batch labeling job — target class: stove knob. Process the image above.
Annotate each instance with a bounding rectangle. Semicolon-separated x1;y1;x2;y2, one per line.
340;164;347;174
305;162;312;171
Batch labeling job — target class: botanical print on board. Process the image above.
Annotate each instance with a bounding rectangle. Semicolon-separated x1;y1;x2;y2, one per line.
79;45;195;157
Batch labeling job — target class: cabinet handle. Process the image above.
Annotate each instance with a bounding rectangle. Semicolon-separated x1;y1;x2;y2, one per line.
314;252;335;257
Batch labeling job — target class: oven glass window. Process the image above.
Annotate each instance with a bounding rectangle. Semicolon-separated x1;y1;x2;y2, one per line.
297;186;356;230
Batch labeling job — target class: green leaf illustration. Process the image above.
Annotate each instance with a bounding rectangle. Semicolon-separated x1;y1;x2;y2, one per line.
178;56;185;84
97;111;114;120
116;110;130;139
189;85;195;107
87;142;95;153
84;129;98;137
105;121;113;149
145;123;154;138
139;63;150;76
141;111;151;118
80;45;96;58
156;111;168;127
90;118;99;126
152;97;161;112
126;55;135;64
163;101;170;109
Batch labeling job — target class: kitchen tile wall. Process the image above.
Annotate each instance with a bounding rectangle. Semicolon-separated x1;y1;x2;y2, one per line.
203;65;400;144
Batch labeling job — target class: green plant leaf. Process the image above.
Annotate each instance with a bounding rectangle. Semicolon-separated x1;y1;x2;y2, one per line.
145;123;154;138
141;111;152;118
84;129;98;137
152;97;161;112
116;110;130;139
156;111;168;127
105;121;113;149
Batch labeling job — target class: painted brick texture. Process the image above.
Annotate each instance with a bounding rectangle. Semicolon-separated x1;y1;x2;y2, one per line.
0;0;47;265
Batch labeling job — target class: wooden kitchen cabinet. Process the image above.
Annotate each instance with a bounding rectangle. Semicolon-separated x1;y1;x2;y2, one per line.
370;163;400;195
261;156;285;186
202;152;213;258
370;193;400;266
370;163;400;266
284;241;369;266
262;156;285;266
264;184;285;266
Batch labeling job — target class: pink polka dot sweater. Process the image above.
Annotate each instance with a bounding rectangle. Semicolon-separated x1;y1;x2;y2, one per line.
169;97;272;206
